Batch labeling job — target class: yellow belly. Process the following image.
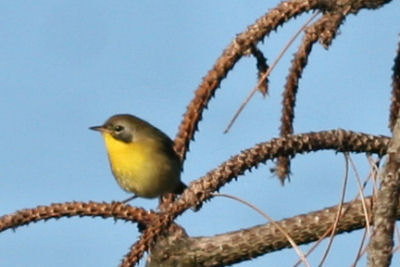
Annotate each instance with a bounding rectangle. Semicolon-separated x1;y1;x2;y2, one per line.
102;133;180;198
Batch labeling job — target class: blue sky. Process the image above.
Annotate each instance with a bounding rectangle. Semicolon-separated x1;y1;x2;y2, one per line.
1;1;399;266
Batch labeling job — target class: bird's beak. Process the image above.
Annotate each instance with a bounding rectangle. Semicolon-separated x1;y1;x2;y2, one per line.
89;125;109;133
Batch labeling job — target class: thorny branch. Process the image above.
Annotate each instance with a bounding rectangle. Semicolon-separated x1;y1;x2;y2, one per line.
174;0;317;163
389;38;400;131
0;130;390;266
123;129;390;266
276;12;345;183
147;196;400;267
0;202;155;234
0;0;396;266
248;45;269;96
174;0;392;166
368;117;400;266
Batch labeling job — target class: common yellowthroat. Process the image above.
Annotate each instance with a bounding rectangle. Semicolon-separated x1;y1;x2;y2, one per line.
90;114;186;199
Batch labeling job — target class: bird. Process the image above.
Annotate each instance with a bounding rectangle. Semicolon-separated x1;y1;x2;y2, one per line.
90;114;186;199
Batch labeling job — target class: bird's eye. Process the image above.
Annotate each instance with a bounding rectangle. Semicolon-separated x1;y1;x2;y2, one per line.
114;125;124;132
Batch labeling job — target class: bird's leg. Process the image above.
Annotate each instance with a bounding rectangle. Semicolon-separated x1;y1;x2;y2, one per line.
122;194;138;204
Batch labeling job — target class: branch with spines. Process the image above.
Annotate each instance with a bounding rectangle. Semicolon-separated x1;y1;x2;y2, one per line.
123;129;390;266
173;0;318;164
0;130;390;265
276;12;345;183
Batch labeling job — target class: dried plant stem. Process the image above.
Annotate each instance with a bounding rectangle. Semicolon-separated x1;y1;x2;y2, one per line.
318;153;350;266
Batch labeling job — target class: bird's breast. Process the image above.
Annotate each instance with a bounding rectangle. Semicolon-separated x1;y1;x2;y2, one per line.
102;133;148;175
101;133;180;198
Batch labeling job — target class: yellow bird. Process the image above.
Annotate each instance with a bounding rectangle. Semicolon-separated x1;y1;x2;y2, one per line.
90;114;186;199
